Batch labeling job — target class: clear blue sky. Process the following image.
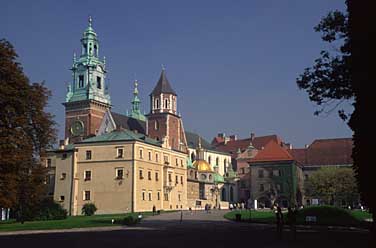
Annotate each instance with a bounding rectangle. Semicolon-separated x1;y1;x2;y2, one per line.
1;0;351;147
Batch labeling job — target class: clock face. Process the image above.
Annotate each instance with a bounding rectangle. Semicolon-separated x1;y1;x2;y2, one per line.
70;120;84;136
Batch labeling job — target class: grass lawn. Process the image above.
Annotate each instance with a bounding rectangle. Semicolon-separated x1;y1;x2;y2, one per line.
224;206;372;228
0;210;174;232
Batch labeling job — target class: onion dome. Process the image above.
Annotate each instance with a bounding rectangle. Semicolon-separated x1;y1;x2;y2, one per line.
193;160;212;172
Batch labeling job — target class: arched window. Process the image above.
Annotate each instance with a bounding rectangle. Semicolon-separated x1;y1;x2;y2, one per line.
216;157;219;166
224;159;227;167
208;156;211;164
221;188;226;201
230;187;234;202
156;98;159;109
154;120;159;130
191;152;196;161
165;99;168;109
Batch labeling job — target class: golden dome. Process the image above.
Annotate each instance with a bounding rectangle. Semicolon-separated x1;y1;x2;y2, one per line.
193;159;212;172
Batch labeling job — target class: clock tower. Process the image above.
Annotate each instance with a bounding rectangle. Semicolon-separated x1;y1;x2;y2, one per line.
63;17;111;143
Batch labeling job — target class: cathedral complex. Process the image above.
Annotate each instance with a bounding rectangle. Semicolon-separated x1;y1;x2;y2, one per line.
46;18;238;215
43;18;354;216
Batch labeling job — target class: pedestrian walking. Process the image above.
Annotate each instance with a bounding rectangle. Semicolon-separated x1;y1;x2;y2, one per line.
287;207;297;240
152;205;156;216
276;206;283;240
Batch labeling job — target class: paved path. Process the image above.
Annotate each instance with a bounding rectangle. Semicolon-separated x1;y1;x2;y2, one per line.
0;210;370;248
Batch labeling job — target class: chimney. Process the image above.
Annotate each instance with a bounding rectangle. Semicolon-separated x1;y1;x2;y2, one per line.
229;135;237;141
224;137;230;144
289;144;293;150
59;139;65;150
250;133;255;141
218;133;225;138
305;144;309;149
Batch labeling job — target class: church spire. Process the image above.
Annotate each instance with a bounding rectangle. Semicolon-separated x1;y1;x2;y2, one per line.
128;80;146;121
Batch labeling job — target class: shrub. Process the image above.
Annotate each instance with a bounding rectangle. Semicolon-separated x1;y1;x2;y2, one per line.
38;198;67;220
121;215;140;225
81;203;97;216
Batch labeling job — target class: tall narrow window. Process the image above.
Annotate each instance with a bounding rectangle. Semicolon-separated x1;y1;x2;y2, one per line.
156;98;159;109
117;148;124;158
148;192;152;201
148;171;152;180
148;151;152;160
154;120;159;130
181;176;183;185
94;45;97;56
157;192;160;200
156;153;159;162
165;99;168;109
142;191;145;201
86;150;92;160
155;172;159;181
47;159;52;168
84;170;91;181
139;170;143;179
79;75;84;88
139;149;143;159
84;191;91;201
97;76;101;89
216;157;219;166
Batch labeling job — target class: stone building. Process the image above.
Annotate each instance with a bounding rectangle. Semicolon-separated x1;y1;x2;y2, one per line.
48;131;187;215
248;141;304;208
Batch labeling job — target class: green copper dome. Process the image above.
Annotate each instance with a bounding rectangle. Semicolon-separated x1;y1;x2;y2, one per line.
214;173;225;183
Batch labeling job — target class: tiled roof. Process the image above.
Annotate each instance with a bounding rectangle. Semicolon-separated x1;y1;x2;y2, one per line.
78;130;160;146
214;135;283;157
290;138;353;166
250;141;294;163
111;111;146;134
150;70;177;96
185;131;214;150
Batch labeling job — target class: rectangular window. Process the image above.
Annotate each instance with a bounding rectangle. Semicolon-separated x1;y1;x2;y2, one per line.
157;192;160;200
241;168;245;174
47;159;52;168
181;159;183;167
168;173;172;182
181;176;183;185
259;184;264;192
176;158;178;166
45;175;51;184
178;194;181;201
148;192;152;201
139;170;144;179
148;151;152;161
139;149;143;159
175;175;178;184
142;191;145;201
84;170;91;181
156;153;159;162
60;173;66;180
60;195;65;201
86;150;92;160
96;76;101;89
258;169;264;178
148;171;152;180
116;168;124;179
117;148;124;158
164;193;169;201
155;172;159;181
164;155;169;164
79;75;84;88
84;191;91;201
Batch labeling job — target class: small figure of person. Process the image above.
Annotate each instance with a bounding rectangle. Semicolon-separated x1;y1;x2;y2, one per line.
219;204;221;210
229;203;233;211
276;206;283;240
287;207;297;240
152;205;156;216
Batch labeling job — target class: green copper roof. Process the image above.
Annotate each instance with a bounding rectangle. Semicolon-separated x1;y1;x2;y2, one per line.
78;130;160;146
127;80;147;121
225;165;238;179
214;173;225;183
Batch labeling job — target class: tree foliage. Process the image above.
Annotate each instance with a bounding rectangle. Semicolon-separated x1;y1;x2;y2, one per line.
82;203;97;216
0;39;56;221
305;167;359;206
296;8;352;121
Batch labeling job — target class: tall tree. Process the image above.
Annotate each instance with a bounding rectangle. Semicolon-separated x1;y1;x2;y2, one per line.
0;39;56;221
305;167;359;206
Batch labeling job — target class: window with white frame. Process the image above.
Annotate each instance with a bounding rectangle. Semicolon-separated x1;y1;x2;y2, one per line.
116;168;124;179
139;149;143;159
84;170;91;181
117;148;124;158
83;190;91;201
148;192;152;201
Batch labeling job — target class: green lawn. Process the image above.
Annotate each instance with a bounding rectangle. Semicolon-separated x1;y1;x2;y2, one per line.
0;211;165;232
224;206;372;228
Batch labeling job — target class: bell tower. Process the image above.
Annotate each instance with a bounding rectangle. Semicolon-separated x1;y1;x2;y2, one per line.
146;68;188;153
63;17;111;143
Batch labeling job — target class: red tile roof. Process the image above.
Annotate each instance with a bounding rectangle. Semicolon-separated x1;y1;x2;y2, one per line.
250;141;294;163
289;138;353;166
214;135;283;158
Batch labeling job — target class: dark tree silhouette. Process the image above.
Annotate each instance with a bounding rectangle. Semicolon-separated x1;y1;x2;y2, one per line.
297;7;352;121
297;1;375;244
0;39;56;222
